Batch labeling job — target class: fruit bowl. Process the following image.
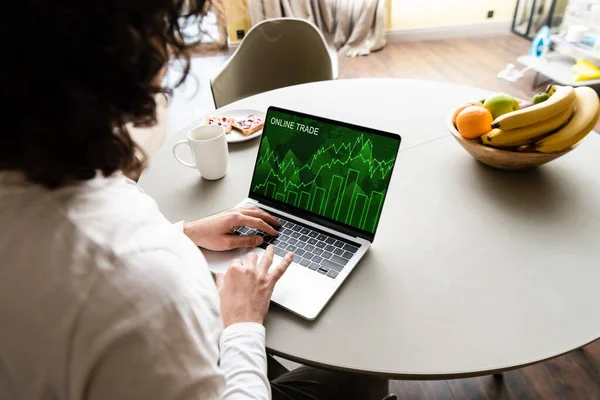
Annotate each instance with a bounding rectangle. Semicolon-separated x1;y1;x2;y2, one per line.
447;116;575;170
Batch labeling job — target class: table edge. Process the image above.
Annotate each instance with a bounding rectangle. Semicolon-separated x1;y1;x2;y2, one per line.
267;335;600;380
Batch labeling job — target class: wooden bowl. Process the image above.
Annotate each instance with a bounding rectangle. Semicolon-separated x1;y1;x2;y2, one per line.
447;117;574;170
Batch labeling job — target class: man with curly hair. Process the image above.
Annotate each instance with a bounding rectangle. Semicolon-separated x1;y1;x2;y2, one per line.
0;1;392;399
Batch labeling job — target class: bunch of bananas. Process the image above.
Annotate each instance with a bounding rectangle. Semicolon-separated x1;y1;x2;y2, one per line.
480;85;600;153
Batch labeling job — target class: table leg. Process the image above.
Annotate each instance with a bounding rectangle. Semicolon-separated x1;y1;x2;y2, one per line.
532;72;552;91
532;72;538;90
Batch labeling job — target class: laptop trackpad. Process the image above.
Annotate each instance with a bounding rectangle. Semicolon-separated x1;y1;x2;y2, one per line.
203;247;335;320
271;260;335;320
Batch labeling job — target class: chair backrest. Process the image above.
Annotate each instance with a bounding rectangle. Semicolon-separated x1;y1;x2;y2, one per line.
211;18;334;109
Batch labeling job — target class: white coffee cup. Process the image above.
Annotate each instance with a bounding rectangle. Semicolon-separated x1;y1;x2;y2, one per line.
172;125;228;180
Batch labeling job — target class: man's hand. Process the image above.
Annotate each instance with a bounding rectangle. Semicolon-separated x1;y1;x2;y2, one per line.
183;206;280;251
216;246;293;327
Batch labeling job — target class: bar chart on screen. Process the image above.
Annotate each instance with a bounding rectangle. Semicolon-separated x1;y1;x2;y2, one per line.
252;134;395;233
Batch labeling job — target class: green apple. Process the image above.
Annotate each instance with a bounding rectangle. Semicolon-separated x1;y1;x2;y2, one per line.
483;93;520;119
532;92;549;104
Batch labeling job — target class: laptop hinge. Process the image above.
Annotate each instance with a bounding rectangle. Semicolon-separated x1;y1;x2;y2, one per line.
248;194;375;243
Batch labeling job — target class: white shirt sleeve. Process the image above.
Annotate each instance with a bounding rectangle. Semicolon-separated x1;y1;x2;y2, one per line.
170;220;270;399
173;220;185;231
220;323;271;400
75;248;271;400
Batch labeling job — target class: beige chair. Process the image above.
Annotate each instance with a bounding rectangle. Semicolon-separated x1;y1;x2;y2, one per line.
211;18;336;109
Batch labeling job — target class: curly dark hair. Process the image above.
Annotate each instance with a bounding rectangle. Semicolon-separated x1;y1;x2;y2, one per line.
1;0;209;188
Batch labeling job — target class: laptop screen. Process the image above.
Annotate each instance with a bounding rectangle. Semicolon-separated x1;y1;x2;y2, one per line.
250;107;401;236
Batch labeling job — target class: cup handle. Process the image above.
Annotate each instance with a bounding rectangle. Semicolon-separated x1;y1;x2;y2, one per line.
172;140;196;168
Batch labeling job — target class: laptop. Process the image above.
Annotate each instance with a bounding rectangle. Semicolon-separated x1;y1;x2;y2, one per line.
203;106;401;320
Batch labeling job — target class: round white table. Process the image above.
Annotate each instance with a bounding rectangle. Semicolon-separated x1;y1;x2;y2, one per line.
139;79;600;379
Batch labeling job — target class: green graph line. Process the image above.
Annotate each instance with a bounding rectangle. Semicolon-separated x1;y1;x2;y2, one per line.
286;190;298;206
253;135;394;195
266;182;276;198
253;158;393;204
364;191;384;232
312;187;325;214
325;175;343;217
251;114;398;233
337;169;359;223
359;194;369;229
299;191;310;209
351;193;367;228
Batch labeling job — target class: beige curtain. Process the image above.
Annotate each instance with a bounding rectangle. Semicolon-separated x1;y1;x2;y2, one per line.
248;0;387;57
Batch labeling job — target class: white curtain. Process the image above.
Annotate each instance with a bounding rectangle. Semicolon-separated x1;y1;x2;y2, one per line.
248;0;387;57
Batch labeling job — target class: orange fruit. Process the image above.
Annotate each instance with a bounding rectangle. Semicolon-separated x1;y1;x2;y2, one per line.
452;101;482;125
456;106;493;139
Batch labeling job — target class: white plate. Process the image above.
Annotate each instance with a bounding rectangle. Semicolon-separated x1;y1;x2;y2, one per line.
202;109;266;143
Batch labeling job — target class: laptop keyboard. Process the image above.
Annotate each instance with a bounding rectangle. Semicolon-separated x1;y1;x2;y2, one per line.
233;212;359;279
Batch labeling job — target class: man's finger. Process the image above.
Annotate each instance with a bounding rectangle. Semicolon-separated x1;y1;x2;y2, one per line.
225;235;263;250
245;251;258;268
215;273;225;289
240;207;281;228
258;245;275;275
268;251;293;285
238;215;278;237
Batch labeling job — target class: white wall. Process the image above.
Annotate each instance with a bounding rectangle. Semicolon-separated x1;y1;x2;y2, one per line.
390;0;517;29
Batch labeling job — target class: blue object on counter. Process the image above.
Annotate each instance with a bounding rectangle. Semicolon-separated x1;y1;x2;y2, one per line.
529;26;551;58
582;35;597;47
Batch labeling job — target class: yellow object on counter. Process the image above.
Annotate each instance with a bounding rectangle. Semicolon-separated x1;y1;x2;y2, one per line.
572;59;600;82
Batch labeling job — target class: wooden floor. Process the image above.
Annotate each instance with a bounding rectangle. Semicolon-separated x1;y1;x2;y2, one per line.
336;35;600;399
338;34;600;132
389;346;600;400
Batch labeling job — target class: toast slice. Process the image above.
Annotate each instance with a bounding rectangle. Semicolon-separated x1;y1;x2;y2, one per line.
232;115;264;136
205;116;234;133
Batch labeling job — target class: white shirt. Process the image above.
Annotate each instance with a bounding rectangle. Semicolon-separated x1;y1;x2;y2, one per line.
0;172;270;400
